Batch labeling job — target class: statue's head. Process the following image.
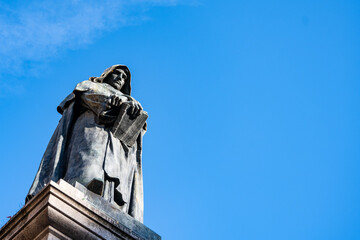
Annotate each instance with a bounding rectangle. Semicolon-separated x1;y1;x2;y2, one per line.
90;65;131;95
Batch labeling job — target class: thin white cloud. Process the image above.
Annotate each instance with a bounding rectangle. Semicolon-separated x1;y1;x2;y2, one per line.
0;0;180;71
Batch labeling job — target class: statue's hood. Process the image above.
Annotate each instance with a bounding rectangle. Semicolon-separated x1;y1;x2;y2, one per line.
90;64;131;95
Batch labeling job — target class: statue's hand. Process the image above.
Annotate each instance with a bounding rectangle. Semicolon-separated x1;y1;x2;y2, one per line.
128;100;143;118
108;95;123;107
108;95;143;118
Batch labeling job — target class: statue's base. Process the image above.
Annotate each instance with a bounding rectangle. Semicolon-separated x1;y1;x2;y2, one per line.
0;180;161;240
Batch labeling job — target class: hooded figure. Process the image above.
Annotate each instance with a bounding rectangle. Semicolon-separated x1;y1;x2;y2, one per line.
26;65;145;222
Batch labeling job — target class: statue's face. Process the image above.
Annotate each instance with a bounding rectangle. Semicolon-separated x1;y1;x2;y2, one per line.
104;69;127;91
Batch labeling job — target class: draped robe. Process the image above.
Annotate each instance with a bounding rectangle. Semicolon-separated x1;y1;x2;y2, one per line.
27;80;145;222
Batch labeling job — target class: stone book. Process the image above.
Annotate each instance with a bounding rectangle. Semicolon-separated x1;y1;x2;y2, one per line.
112;103;148;147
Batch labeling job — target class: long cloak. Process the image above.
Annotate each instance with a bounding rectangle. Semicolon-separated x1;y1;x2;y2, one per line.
27;80;145;222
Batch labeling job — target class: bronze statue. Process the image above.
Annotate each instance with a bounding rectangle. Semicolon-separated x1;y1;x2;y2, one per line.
27;65;147;222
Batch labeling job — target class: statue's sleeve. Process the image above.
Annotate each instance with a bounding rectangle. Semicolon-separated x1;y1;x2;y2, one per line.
78;90;127;124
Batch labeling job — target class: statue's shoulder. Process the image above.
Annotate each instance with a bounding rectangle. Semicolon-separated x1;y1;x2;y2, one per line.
74;80;121;96
57;81;101;114
74;80;100;92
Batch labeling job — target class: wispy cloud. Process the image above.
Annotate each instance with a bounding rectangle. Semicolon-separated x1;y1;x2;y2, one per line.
0;0;179;71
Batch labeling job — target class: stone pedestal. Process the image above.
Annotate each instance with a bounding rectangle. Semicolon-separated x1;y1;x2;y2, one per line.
0;180;161;240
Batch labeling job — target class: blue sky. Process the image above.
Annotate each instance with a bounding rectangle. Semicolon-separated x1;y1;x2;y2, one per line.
0;0;360;239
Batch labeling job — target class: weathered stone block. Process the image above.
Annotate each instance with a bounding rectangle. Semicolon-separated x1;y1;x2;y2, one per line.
0;180;161;240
